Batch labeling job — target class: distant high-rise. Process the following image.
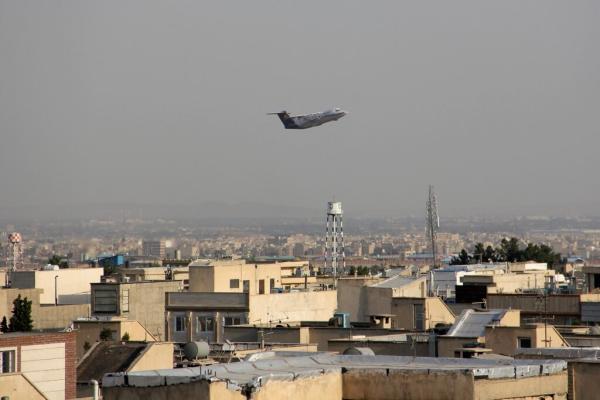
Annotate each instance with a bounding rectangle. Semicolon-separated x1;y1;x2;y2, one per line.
143;240;166;259
325;201;345;277
425;185;439;268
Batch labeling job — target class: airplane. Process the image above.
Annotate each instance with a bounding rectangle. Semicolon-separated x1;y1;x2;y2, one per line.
268;108;348;129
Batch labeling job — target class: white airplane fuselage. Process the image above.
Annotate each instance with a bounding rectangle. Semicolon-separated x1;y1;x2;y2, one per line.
273;108;347;129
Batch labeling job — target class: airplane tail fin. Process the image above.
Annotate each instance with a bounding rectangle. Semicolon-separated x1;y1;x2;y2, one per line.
268;111;297;129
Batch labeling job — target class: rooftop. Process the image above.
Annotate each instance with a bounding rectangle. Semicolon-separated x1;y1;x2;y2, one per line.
446;309;507;337
103;353;567;393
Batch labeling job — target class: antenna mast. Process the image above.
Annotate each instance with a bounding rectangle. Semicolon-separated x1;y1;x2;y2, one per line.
426;185;439;269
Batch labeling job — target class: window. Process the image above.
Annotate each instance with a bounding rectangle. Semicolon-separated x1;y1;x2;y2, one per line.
259;279;265;295
243;280;250;293
230;279;240;289
518;337;532;348
175;316;186;332
0;350;16;374
224;317;242;326
197;316;214;332
93;288;118;314
121;289;129;313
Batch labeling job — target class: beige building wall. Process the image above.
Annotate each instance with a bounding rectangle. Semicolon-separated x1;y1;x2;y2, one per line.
336;277;381;322
91;281;182;341
33;303;89;330
248;290;337;324
484;324;569;356
0;373;47;400
21;342;66;400
11;268;103;304
253;370;342;400
437;336;484;358
190;261;283;295
390;297;454;330
74;320;157;359
0;288;42;321
127;342;174;372
569;361;600;400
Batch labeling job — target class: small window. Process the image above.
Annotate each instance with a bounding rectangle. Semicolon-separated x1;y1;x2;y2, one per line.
243;280;250;293
175;316;186;332
518;337;532;348
197;316;214;332
121;289;129;313
0;350;16;374
224;317;242;326
230;279;240;289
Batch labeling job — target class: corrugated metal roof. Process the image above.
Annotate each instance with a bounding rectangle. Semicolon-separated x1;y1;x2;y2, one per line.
372;275;422;289
446;309;507;338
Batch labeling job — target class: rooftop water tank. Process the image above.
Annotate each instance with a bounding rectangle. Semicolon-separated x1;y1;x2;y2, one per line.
183;341;210;360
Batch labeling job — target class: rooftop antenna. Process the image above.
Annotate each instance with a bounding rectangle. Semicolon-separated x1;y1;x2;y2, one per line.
5;232;23;287
425;185;439;270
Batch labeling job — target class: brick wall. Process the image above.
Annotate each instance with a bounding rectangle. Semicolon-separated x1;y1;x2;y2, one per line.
0;331;76;399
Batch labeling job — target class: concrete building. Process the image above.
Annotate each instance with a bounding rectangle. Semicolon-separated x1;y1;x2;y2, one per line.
188;259;310;294
11;267;103;305
77;341;173;398
438;309;568;357
165;290;337;343
91;280;183;341
1;287;89;331
0;330;76;400
142;240;166;259
73;318;158;359
487;293;583;325
102;353;568;400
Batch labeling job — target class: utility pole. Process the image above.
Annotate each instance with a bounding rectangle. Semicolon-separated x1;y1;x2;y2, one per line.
426;185;439;269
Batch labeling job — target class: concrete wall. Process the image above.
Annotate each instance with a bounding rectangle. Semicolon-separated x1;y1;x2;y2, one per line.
570;361;600;400
484;324;568;356
12;268;103;305
92;281;182;341
0;373;47;400
336;277;380;322
487;294;580;318
127;342;174;372
390;297;454;330
253;370;342;400
343;368;474;400
103;379;243;400
473;373;567;400
189;260;299;295
74;320;156;360
33;303;89;330
437;336;484;358
0;288;43;321
248;290;337;324
327;339;431;356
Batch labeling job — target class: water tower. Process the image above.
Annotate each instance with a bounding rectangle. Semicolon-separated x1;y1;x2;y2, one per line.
5;232;22;287
325;201;345;277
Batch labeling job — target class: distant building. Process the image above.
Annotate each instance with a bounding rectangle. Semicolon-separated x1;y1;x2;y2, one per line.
142;240;165;259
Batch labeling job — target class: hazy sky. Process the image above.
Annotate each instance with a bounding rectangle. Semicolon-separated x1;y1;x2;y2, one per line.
0;1;598;219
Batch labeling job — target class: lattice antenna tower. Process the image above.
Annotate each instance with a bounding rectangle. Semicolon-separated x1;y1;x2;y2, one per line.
425;185;439;268
5;232;23;287
325;201;345;278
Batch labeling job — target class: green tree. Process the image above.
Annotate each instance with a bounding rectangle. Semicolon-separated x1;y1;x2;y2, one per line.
99;328;113;341
450;249;471;265
48;255;61;265
9;295;33;332
121;332;130;341
0;316;8;333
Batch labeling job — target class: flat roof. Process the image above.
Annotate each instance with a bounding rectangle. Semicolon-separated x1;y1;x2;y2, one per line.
103;354;567;392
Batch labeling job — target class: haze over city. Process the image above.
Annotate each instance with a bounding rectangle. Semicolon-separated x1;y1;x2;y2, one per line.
1;1;599;221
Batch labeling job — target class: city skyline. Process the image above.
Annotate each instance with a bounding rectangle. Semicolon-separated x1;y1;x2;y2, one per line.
0;1;599;219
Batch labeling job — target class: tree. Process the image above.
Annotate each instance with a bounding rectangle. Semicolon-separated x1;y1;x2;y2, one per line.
100;328;113;341
48;255;61;265
121;332;130;341
9;295;33;332
450;249;471;265
0;316;8;333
